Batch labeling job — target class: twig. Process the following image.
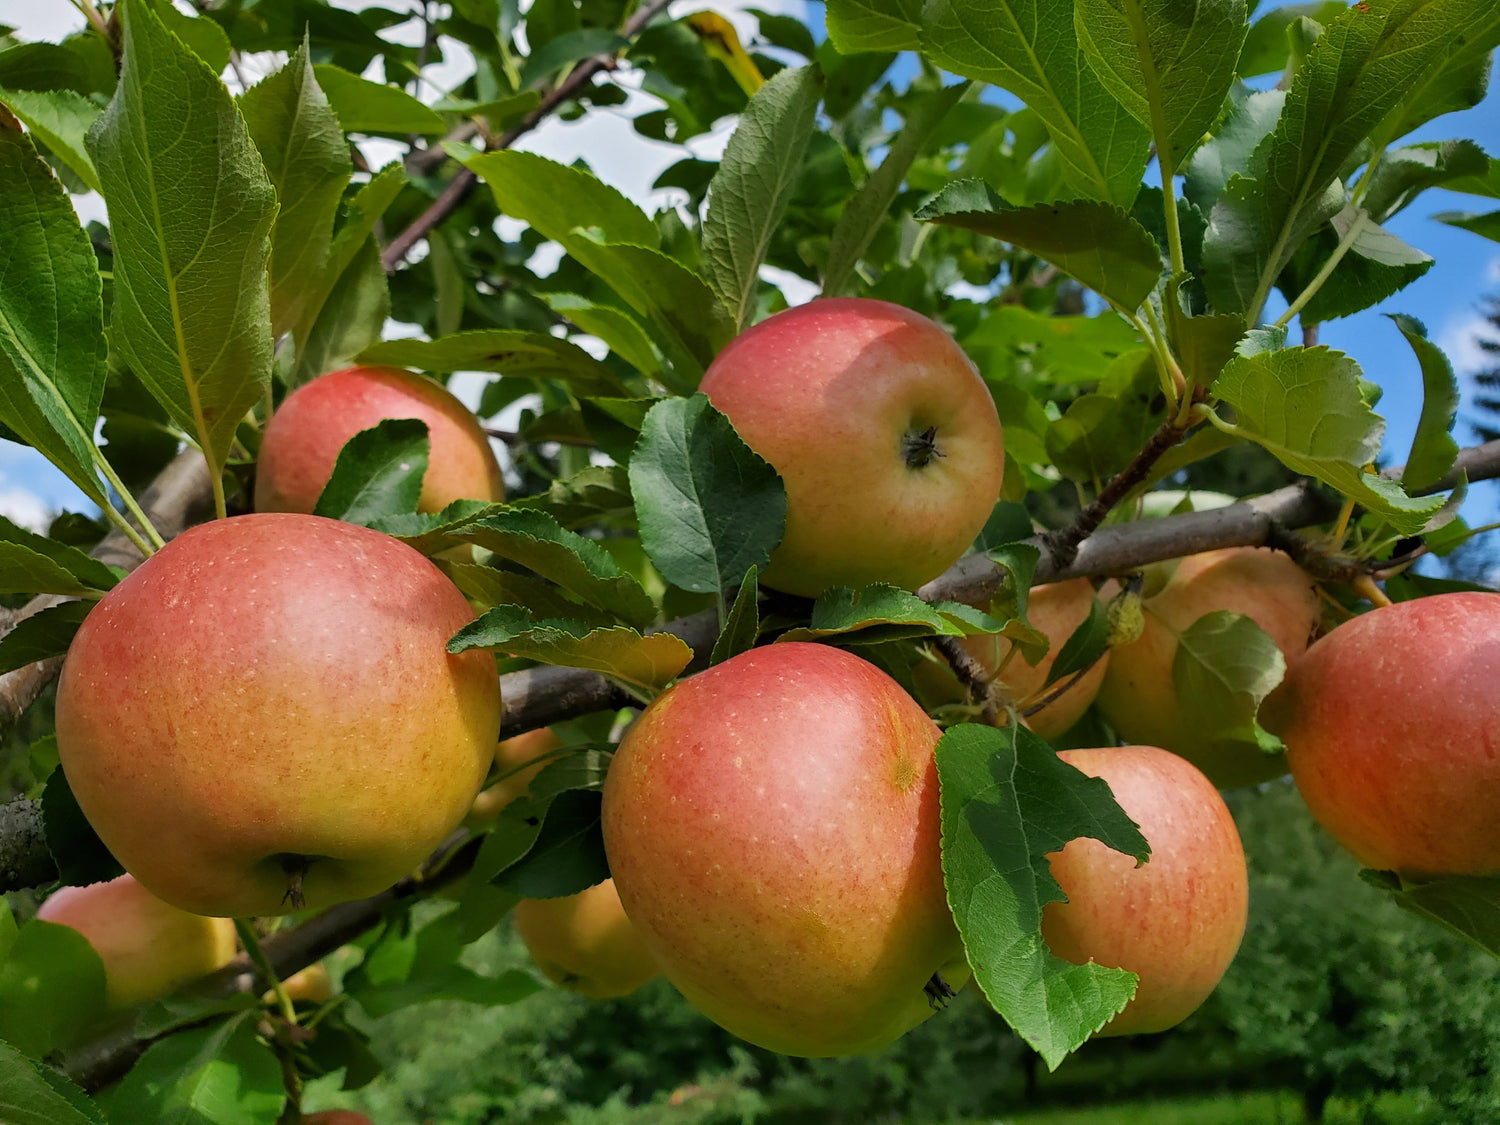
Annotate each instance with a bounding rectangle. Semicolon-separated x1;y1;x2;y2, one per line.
379;0;674;272
932;634;999;724
1019;654;1106;720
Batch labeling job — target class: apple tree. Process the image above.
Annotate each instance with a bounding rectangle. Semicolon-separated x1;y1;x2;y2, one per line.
1;0;1499;1120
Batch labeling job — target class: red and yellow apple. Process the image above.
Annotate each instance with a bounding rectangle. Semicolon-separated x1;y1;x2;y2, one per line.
514;878;659;999
960;578;1110;739
1095;547;1320;787
255;365;504;515
602;641;968;1057
36;874;237;1009
699;298;1005;597
1042;746;1248;1036
1264;592;1500;876
55;513;501;918
467;727;564;825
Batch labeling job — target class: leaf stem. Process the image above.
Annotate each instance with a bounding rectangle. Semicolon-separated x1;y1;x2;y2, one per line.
93;452;166;550
1274;210;1370;330
1329;495;1357;546
234;918;298;1027
1136;306;1186;408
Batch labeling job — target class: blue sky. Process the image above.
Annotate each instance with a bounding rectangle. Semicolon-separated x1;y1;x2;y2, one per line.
1;0;1497;530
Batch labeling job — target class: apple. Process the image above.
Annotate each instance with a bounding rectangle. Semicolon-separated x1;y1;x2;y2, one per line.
303;1113;373;1125
467;727;564;825
1042;746;1249;1036
1095;547;1320;788
255;365;504;515
514;878;659;999
273;962;334;1006
602;641;968;1057
1264;592;1500;876
36;874;237;1009
698;298;1005;598
959;578;1110;739
55;513;501;918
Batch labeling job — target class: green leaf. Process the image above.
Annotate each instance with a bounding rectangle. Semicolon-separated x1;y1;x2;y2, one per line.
0;545;102;599
0;602;91;675
709;567;760;666
496;788;609;898
291;235;391;384
0;1039;105;1125
1173;610;1286;754
313;418;431;525
1360;140;1490;222
539;294;662;377
825;0;922;51
1045;599;1109;688
1280;206;1433;324
918;0;1151;205
0;515;118;592
1387;314;1459;492
779;585;1004;646
455;509;657;628
823;80;969;296
368;498;504;556
1236;1;1345;77
1361;870;1500;957
507;463;635;530
917;183;1162;311
441;562;608;623
628;394;787;596
87;0;276;485
701;65;822;329
937;723;1149;1069
104;1013;287;1125
448;606;692;692
42;765;125;887
518;28;627;88
1201;1;1476;317
1209;344;1444;533
312;63;445;134
0;88;100;192
241;43;352;338
1045;393;1153;484
1073;0;1247;176
0;919;108;1057
0;117;110;510
1182;85;1283;212
357;330;628;396
144;0;230;75
1434;208;1500;243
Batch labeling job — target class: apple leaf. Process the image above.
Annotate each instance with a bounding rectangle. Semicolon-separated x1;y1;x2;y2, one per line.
88;0;277;487
508;464;635;531
824;0;922;52
369;499;505;556
1072;0;1246;176
936;723;1149;1069
1209;343;1445;534
0;1039;105;1125
0;87;100;192
141;0;229;74
0;116;111;511
41;766;124;888
103;1012;286;1125
131;994;260;1042
356;330;630;397
710;566;760;665
1236;2;1345;77
1387;314;1460;492
240;42;350;338
1173;610;1287;761
629;394;787;596
496;788;609;899
0;545;104;599
0;602;91;676
0;919;108;1058
1044;599;1108;689
1361;870;1500;958
1361;140;1491;222
0;516;118;593
313;418;430;526
777;584;1004;646
701;64;822;330
290;235;391;385
540;294;663;378
311;63;444;135
440;563;611;625
455;509;657;628
1183;86;1284;213
449;605;691;693
917;183;1162;311
983;543;1049;662
1276;208;1434;325
518;29;628;88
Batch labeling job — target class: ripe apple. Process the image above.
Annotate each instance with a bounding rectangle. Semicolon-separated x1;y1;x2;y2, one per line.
273;962;334;1006
1042;746;1248;1036
55;513;501;918
36;874;237;1009
698;298;1005;597
959;578;1110;739
467;727;564;825
514;878;659;999
255;365;504;515
1264;592;1500;876
303;1113;373;1125
1095;547;1320;788
602;641;969;1057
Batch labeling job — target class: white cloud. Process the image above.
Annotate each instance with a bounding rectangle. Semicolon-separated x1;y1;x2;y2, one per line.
1436;307;1499;376
0;486;54;534
1487;255;1500;287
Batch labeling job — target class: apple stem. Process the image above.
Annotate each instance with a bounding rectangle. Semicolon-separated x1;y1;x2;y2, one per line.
901;426;945;469
234;917;299;1028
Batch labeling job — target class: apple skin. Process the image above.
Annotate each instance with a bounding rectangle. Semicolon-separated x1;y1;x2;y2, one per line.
602;641;969;1057
698;298;1005;598
467;727;564;825
514;878;659;999
1042;746;1248;1036
255;365;504;515
275;962;334;1005
1095;548;1320;788
960;578;1110;739
1264;592;1500;876
55;513;501;918
36;874;237;1009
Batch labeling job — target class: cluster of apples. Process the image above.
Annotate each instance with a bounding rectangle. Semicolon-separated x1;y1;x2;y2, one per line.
35;294;1500;1068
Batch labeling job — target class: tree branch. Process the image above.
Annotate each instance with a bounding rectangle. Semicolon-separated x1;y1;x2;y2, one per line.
379;0;674;272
